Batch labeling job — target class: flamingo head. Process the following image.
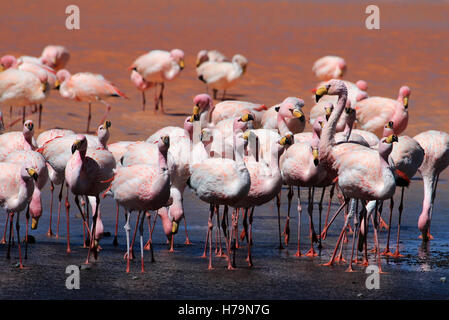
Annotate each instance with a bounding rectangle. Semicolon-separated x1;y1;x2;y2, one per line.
193;93;213;117
183;116;194;140
55;69;71;88
71;135;88;154
278;97;305;121
0;55;17;71
170;49;185;70
278;132;294;147
323;103;334;121
158;135;170;154
97;120;111;146
22;166;38;182
313;116;326;137
383;121;395;137
196;50;208;67
399;86;411;109
23;120;34;139
41;45;70;70
232;54;248;73
344;102;356;126
315;79;347;102
379;134;398;159
234;113;255;133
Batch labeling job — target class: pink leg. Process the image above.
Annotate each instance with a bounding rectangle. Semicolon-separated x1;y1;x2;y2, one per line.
113;201;119;246
295;187;302;257
1;213;9;244
15;212;24;269
283;187;293;246
276;193;284;250
47;182;54;237
56;182;64;238
65;187;71;253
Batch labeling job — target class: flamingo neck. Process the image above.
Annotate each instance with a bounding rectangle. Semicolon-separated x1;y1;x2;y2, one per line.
277;113;289;136
158;149;168;170
418;174;435;233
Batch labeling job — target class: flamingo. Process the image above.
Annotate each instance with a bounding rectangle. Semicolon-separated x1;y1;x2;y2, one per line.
312;56;347;81
261;97;306;135
129;49;185;113
0;68;47;126
230;130;287;267
20;45;70;71
55;69;127;133
0;120;36;160
414;130;449;241
380;135;424;257
196;50;227;67
315;80;398;270
355;86;410;137
65;134;116;263
188;119;251;270
109;136;171;272
197;54;248;100
0;162;37;268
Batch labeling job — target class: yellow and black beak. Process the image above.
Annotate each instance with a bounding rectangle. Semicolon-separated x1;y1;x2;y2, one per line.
386;134;398;144
241;113;255;122
26;122;34;131
385;121;394;129
292;109;305;121
403;97;409;109
0;64;4;72
27;168;38;181
243;130;252;141
31;217;39;230
71;139;82;154
279;134;293;146
103;120;112;129
192;105;201;122
54;80;60;90
319;120;325;129
312;148;319;166
172;221;179;234
179;60;185;70
325;107;333;120
315;86;328;102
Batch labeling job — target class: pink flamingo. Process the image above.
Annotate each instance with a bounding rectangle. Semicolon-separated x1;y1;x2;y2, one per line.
261;97;306;135
55;69;127;132
414;130;449;241
231;130;287;266
109;136;171;272
312;56;347;81
197;54;248;100
188;120;251;270
130;49;185;113
0;120;36;160
65;134;115;263
355;86;410;137
20;45;70;71
196;50;227;67
0;68;47;126
315;80;398;270
0;162;37;268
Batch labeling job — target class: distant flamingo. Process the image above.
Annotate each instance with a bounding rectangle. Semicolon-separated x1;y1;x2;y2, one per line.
20;45;70;71
130;49;185;113
188;120;251;270
414;130;449;241
355;86;410;137
65;135;115;263
0;163;37;268
56;69;127;132
109;136;171;272
197;54;248;100
261;97;306;135
196;50;227;67
312;56;347;81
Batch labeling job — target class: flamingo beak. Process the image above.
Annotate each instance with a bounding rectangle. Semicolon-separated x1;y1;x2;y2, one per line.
31;217;39;230
179;60;185;70
192;105;200;120
319;121;325;129
241;113;254;122
54;80;60;90
104;120;112;129
0;65;4;72
315;86;328;102
403;97;409;109
71;140;81;154
312;149;319;166
292;109;305;121
386;134;398;143
325;107;332;120
195;59;200;67
172;221;179;234
243;130;251;140
162;136;170;147
27;168;38;181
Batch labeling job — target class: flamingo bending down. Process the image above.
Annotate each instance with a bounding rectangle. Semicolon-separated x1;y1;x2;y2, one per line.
196;50;227;68
355;86;410;137
130;49;185;113
312;56;347;81
414;130;449;241
261;97;306;135
197;54;248;100
315;80;398;270
65;135;116;263
20;45;70;71
56;69;127;132
0;163;37;268
109;136;171;272
188;119;251;270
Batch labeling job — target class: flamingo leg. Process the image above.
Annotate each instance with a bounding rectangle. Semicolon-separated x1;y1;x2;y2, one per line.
371;203;383;273
222;90;226;101
22;106;25;125
183;210;192;245
90;195;100;261
283;186;293;246
241;208;249;243
276;193;284;250
202;204;212;259
392;187;406;257
139;211;145;273
159;83;165;113
56;181;64;238
346;201;360;272
235;208;240;249
73;196;93;246
38;104;43;129
86;102;92;133
25;205;29;259
323;199;350;267
321;200;347;239
142;91;146;111
15;212;24;269
113;201;119;246
306;187;318;257
97;97;112;128
212;89;218;100
47;181;54;237
382;198;394;256
65;186;71;253
124;211;131;273
295;186;302;257
127;211;140;258
1;213;9;244
216;205;223;257
318;187;325;252
247;207;254;267
222;206;234;270
6;212;13;259
207;204;214;270
322;184;335;240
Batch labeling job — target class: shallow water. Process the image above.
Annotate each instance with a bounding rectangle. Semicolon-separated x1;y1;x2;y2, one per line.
1;0;449;299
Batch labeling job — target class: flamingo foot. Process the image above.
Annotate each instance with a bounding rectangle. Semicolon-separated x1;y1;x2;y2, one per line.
360;259;369;266
123;251;135;260
47;228;54;237
305;247;318;257
0;239;5;244
144;239;151;250
335;253;346;263
419;233;434;241
208;264;214;270
391;251;404;258
379;217;389;230
184;239;193;245
322;260;334;267
345;265;355;272
294;250;302;257
227;265;235;270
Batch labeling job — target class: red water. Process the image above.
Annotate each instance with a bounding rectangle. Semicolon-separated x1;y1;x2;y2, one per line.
2;0;449;140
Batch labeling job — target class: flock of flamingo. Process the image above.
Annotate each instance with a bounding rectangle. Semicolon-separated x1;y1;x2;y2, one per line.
0;46;448;274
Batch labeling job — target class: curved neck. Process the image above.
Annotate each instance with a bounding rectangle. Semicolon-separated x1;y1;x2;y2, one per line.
277;114;289;136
